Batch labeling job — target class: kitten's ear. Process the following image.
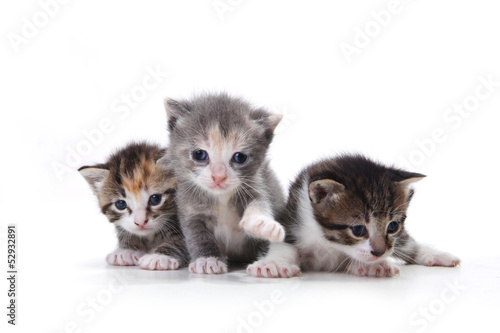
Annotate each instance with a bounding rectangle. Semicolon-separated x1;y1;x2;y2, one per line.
78;166;109;196
309;179;345;204
164;98;191;130
250;110;283;132
391;169;426;186
268;113;283;132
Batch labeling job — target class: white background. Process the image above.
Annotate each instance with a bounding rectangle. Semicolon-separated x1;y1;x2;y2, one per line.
1;0;499;332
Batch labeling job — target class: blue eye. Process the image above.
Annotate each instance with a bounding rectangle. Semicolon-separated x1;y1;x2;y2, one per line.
115;200;127;210
387;221;399;233
149;194;162;206
232;152;248;164
351;225;366;237
193;150;208;161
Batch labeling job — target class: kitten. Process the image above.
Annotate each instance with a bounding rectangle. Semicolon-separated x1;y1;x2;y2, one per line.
248;154;460;278
163;93;286;274
79;142;189;270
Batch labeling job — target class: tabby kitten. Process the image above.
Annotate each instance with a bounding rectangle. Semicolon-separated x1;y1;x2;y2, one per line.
79;142;189;270
164;93;286;274
248;154;460;278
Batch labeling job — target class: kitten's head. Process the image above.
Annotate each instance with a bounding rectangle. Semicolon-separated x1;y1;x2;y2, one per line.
164;93;282;195
307;155;425;263
79;142;177;237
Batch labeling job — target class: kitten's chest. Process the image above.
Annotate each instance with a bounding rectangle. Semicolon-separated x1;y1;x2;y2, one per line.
210;197;248;257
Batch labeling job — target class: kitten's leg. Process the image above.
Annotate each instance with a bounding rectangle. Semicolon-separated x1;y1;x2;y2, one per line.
247;242;301;278
106;248;144;266
239;200;285;242
346;259;400;277
183;214;228;274
138;236;190;271
393;230;461;267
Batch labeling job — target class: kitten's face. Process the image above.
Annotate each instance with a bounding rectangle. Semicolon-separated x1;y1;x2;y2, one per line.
79;144;176;237
165;94;281;196
309;173;420;263
189;124;253;194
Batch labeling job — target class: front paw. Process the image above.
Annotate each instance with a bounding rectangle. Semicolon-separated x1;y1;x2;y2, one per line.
247;260;300;278
189;257;228;274
239;214;285;242
106;249;143;266
417;248;461;267
138;254;180;270
347;260;400;277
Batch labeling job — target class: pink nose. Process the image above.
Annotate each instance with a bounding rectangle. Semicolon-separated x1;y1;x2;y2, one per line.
134;219;148;227
212;174;227;183
211;163;227;184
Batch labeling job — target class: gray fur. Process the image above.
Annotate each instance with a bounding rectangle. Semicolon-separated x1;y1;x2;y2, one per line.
164;93;285;267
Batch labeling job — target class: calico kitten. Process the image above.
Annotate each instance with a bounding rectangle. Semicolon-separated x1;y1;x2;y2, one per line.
79;142;189;270
163;93;286;274
248;154;460;278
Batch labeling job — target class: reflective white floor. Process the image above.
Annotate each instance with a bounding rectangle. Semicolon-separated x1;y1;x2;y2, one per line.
17;254;500;333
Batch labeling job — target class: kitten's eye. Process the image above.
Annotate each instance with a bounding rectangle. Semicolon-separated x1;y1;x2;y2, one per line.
232;152;248;164
192;149;209;161
387;221;399;233
148;194;162;206
351;225;366;237
115;200;127;210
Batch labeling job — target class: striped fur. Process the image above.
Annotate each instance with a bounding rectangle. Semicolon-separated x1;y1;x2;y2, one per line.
249;154;460;278
79;142;189;269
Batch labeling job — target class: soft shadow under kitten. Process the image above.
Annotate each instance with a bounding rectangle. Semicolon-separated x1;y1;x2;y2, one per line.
164;93;286;274
79;142;189;270
248;154;460;278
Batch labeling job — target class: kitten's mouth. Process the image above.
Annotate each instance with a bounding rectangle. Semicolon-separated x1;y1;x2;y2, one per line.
209;182;229;191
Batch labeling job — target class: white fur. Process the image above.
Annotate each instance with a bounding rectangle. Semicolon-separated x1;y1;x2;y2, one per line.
138;254;180;270
210;193;249;257
294;179;348;271
247;242;300;278
239;211;285;242
106;248;144;266
415;245;461;267
189;257;228;274
347;259;400;277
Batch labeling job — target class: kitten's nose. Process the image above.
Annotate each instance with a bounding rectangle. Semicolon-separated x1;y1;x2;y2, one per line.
371;250;385;257
134;219;148;227
212;174;227;183
211;162;227;183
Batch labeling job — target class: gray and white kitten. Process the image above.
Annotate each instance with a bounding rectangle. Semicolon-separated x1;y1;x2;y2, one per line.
164;93;285;274
79;142;189;270
248;154;460;278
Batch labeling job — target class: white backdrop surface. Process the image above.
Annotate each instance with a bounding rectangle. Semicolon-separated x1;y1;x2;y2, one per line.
1;1;499;332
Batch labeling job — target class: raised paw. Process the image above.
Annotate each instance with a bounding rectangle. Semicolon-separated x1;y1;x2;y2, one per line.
138;254;180;270
417;248;461;267
239;214;285;242
106;249;143;266
189;257;228;274
347;260;400;278
247;260;300;278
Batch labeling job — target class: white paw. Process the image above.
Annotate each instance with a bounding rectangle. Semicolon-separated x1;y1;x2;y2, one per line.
138;254;180;270
106;249;143;266
347;260;400;277
247;260;300;278
239;214;285;242
417;248;461;267
189;257;228;274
